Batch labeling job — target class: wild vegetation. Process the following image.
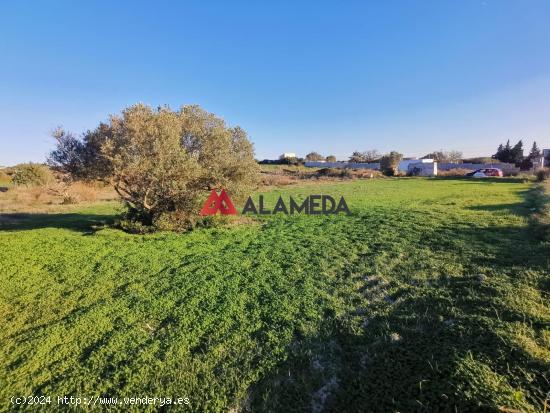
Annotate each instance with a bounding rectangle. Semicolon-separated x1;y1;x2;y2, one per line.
8;163;54;187
536;168;550;182
259;165;382;186
1;178;548;412
379;151;403;176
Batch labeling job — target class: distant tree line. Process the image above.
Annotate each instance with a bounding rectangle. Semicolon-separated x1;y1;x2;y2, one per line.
421;150;463;163
261;140;548;174
492;140;542;169
260;152;337;165
348;150;381;163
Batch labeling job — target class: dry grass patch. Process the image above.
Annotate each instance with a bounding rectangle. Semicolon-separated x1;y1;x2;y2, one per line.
259;165;382;189
438;168;472;177
0;181;117;213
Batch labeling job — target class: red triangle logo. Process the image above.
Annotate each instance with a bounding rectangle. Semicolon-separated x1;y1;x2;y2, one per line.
200;189;238;216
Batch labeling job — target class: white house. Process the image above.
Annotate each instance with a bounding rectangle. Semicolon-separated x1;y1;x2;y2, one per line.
407;161;438;176
280;152;297;159
533;149;550;169
398;158;434;172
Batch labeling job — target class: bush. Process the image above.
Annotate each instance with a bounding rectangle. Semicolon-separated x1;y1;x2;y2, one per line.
380;151;403;176
348;169;382;179
317;168;352;178
11;163;54;187
78;104;261;231
536;168;550;182
305;152;324;161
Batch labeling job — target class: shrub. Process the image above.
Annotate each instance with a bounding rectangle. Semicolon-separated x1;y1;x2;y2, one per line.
380;151;403;176
349;169;382;179
536;168;550;182
316;168;352;179
97;104;260;230
11;163;54;187
305;152;324;161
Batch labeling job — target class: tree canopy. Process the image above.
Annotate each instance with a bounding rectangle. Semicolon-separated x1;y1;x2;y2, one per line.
49;104;260;230
305;151;324;161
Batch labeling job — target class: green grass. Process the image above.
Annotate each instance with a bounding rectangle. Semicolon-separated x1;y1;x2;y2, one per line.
1;178;549;412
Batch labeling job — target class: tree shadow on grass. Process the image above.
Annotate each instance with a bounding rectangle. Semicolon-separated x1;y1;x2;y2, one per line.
323;276;549;412
0;212;116;233
246;228;549;412
466;203;531;216
465;186;539;217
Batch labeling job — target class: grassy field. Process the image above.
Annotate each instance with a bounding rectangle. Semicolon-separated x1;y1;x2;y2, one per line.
0;178;549;412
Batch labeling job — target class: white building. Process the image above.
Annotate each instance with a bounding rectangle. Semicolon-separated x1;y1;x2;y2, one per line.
532;149;550;169
398;158;434;172
407;161;438;176
280;152;297;159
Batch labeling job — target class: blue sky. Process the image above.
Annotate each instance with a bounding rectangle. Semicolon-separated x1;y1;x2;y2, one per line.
1;0;549;165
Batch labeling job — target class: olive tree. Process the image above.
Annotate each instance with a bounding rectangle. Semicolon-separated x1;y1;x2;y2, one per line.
48;125;111;181
51;104;260;230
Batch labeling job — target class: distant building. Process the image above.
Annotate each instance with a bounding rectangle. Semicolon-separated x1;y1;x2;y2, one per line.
533;156;545;169
280;152;297;159
407;160;438;176
398;158;433;172
544;149;550;165
532;149;550;169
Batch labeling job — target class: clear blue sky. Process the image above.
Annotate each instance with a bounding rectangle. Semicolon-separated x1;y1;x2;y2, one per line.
1;0;549;165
